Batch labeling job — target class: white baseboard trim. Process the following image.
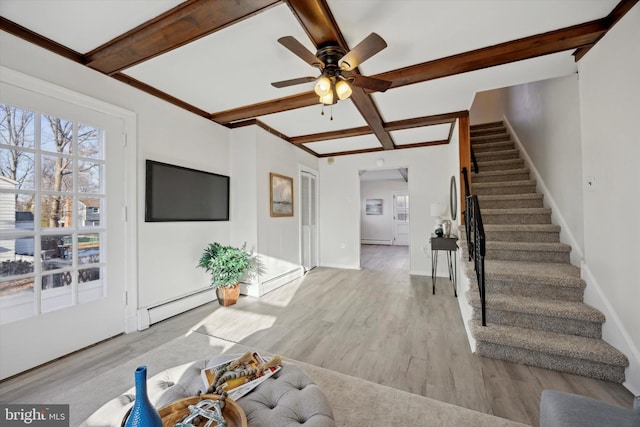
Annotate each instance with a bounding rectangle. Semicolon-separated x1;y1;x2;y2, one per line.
361;239;393;245
502;115;584;266
240;266;305;297
137;287;215;330
582;264;640;395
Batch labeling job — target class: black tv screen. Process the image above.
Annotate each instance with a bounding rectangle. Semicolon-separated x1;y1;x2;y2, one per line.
145;160;230;222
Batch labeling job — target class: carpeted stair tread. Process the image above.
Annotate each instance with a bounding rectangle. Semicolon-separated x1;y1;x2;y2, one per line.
470;121;504;130
478;193;543;202
466;291;605;323
486;241;571;253
483;224;560;233
473;180;536;189
472;169;530;183
474;148;519;159
471;141;514;152
475;158;526;171
467;259;584;287
482;207;551;215
470;320;629;367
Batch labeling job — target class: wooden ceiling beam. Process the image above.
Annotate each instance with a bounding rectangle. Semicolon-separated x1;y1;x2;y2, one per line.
383;111;467;132
376;19;609;89
85;0;281;75
290;126;372;145
211;91;318;124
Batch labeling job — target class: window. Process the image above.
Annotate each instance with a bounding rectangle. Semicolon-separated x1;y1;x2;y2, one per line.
0;104;106;324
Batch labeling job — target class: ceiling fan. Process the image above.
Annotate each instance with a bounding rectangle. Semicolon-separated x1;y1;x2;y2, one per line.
271;33;392;105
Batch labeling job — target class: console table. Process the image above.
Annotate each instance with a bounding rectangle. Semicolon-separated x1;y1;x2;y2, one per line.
430;234;458;296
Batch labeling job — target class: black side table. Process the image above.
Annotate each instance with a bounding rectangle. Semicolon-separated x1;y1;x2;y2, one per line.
430;234;458;296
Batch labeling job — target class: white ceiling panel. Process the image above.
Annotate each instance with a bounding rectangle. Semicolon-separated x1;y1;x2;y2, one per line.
259;100;368;137
392;124;451;146
0;0;185;53
305;134;381;155
124;4;315;113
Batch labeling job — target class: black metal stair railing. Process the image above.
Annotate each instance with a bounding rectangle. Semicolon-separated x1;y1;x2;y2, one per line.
462;167;486;326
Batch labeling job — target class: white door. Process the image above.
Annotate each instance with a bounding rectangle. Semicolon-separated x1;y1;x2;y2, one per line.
300;170;318;270
393;192;409;246
0;79;128;378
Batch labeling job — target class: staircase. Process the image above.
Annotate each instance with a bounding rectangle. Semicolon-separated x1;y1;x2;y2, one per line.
463;121;629;382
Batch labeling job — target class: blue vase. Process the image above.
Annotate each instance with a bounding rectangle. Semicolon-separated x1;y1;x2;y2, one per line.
124;365;163;427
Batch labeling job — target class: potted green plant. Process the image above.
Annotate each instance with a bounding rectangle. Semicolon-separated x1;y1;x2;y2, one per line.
198;242;252;306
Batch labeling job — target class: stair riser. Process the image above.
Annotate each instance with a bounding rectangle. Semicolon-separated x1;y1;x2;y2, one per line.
470;121;504;131
474;151;520;162
469;126;507;138
472;142;514;153
475;342;625;383
476;160;525;171
473;184;537;196
485;249;570;263
478;198;544;209
471;308;602;338
472;172;530;183
484;230;559;243
482;213;551;225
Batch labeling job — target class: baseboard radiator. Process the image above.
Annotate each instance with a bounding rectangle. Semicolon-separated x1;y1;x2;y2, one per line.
137;287;215;330
361;239;393;245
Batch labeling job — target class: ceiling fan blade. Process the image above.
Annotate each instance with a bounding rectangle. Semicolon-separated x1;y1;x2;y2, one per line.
339;33;387;71
277;36;324;68
349;74;392;92
271;76;317;88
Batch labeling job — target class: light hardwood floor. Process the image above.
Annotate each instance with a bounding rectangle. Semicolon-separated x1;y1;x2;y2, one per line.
0;245;634;426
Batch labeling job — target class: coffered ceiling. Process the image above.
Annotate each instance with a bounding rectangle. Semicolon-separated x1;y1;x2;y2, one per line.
0;0;635;157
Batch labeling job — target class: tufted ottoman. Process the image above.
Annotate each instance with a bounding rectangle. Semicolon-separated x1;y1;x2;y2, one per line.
81;355;336;427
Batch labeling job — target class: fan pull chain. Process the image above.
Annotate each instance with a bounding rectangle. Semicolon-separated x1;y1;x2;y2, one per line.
321;104;325;116
330;105;333;121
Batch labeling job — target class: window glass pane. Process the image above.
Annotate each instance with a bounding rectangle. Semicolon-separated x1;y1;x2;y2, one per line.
78;161;102;193
0;148;35;190
1;104;35;149
78;267;102;304
1;193;35;231
0;237;35;268
41;234;72;269
40;195;73;228
41;273;72;312
78;124;103;160
41;154;73;192
78;233;100;265
41;115;73;154
78;198;101;228
0;276;35;296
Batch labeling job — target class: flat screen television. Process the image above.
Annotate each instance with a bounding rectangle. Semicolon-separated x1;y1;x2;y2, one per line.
145;160;230;222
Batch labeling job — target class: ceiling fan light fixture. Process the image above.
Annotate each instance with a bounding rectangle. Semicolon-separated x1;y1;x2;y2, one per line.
319;91;334;105
314;76;332;96
335;80;352;100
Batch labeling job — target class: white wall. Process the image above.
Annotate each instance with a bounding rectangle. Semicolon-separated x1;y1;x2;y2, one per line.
319;143;458;276
469;89;507;125
504;74;585;260
360;179;408;244
230;126;318;296
577;4;640;394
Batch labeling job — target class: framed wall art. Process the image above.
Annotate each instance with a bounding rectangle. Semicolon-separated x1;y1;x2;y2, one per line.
270;172;294;217
366;198;383;215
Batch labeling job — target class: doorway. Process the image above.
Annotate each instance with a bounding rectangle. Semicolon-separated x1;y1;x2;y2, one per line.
300;168;318;271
